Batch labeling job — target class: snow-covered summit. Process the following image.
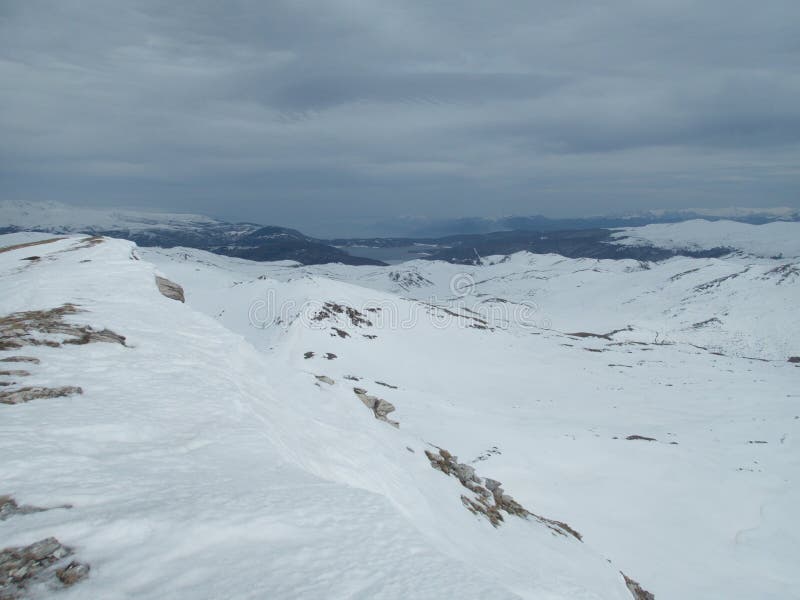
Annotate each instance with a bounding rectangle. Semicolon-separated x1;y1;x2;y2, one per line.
611;219;800;258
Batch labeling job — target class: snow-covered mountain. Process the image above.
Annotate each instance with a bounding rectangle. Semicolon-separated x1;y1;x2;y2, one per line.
2;225;797;599
0;201;383;266
610;219;800;259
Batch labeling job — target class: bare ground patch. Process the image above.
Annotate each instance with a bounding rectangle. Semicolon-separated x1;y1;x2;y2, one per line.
0;304;126;351
0;304;125;405
0;496;71;521
425;447;582;539
155;276;185;302
0;386;83;406
622;572;655;600
353;387;398;427
0;238;65;255
0;538;89;599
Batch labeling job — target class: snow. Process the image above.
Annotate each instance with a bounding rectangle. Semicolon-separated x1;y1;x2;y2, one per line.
0;200;222;233
611;219;800;258
2;229;799;599
637;206;799;219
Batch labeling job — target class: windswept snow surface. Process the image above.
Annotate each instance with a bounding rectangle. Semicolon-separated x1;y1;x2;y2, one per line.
611;219;800;258
2;231;799;599
1;236;630;599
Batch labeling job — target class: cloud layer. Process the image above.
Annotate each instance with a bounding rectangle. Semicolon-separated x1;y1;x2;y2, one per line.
1;0;798;235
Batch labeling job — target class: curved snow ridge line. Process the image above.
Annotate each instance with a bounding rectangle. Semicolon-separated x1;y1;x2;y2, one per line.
1;236;535;599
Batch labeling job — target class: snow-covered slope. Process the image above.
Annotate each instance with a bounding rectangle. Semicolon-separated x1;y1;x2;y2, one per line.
1;235;635;599
0;200;226;234
142;243;799;600
611;219;800;258
3;231;798;599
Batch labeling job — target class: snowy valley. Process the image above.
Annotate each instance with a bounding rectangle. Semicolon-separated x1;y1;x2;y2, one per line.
1;221;798;599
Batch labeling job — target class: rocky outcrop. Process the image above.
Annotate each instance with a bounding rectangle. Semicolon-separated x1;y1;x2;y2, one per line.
353;388;398;428
0;304;126;350
155;276;185;302
0;496;70;521
425;447;582;539
622;572;655;600
0;386;83;405
313;302;372;327
0;537;88;598
0;497;45;521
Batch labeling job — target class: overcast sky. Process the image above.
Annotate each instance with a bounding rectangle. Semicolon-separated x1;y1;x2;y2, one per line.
1;0;798;236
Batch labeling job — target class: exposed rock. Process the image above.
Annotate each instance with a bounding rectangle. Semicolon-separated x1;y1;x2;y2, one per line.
315;375;334;385
388;270;434;290
424;448;582;539
567;327;632;341
0;496;70;521
331;328;349;339
56;562;90;586
0;537;84;598
0;304;126;350
789;356;800;364
0;386;83;405
0;371;30;378
304;351;315;359
155;275;185;302
626;435;657;442
0;358;40;365
375;381;398;389
0;497;45;521
324;353;337;360
313;302;372;327
353;388;399;427
622;572;655;600
0;238;64;255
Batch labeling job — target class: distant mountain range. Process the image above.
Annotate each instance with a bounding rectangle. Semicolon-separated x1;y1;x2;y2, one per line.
0;200;384;266
366;207;800;237
2;200;798;265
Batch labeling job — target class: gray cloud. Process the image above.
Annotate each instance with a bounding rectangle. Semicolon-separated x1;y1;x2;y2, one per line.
1;0;798;236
